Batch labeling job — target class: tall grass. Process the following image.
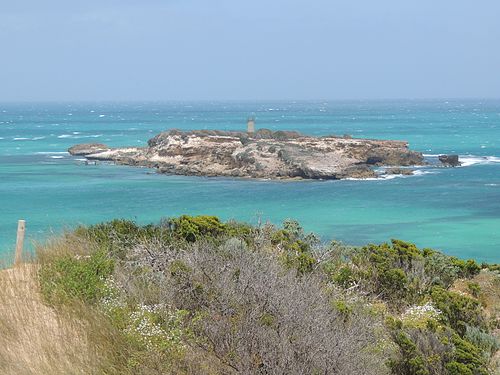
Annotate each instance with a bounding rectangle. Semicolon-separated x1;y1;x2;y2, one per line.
0;235;137;375
0;263;100;374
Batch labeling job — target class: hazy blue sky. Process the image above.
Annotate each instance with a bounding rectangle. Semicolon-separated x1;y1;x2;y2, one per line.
1;0;499;101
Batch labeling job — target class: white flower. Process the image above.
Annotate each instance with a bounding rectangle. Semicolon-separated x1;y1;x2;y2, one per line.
402;302;441;320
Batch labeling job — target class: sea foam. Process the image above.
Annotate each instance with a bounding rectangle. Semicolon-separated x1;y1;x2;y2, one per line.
459;155;500;167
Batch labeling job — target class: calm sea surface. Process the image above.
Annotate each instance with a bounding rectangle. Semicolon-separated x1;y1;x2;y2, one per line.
1;101;499;263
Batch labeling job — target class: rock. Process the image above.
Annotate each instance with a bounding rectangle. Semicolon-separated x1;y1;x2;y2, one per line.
365;148;423;166
384;168;414;176
438;154;461;167
70;129;425;180
68;143;109;156
366;156;384;165
337;165;377;179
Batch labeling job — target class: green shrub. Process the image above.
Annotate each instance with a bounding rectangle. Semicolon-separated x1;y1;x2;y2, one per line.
449;334;488;374
467;282;481;298
350;240;425;304
168;215;226;242
34;216;500;375
282;219;304;238
40;249;114;305
389;331;429;375
451;259;481;279
380;268;408;299
430;287;484;335
344;240;485;307
445;361;473;375
423;251;462;287
332;266;356;288
224;220;254;241
270;221;317;274
332;300;354;321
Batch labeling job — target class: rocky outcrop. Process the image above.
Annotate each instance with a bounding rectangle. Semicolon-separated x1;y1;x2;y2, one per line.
68;143;109;156
383;168;415;176
439;154;461;167
69;129;425;180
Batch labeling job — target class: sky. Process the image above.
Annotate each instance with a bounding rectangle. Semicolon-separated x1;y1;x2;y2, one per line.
1;0;499;101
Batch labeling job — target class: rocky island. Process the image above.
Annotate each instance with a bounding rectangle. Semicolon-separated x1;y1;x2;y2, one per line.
69;128;426;180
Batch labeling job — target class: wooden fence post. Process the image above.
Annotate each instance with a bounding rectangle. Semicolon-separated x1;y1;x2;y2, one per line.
15;220;26;265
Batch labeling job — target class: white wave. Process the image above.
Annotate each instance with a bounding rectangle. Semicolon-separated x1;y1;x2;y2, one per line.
380;174;403;180
0;137;4;140
459;155;500;167
72;134;103;139
345;174;403;181
99;114;106;118
13;136;46;141
346;169;437;181
485;183;498;187
49;155;64;159
345;177;388;181
423;154;440;157
58;133;102;139
413;170;437;176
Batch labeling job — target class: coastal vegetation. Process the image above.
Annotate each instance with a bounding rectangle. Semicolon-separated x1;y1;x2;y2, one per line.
2;216;499;374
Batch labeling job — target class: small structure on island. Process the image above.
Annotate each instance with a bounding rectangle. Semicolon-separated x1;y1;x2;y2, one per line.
247;116;255;134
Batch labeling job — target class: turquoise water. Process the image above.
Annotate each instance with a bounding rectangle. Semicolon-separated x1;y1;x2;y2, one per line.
1;101;499;263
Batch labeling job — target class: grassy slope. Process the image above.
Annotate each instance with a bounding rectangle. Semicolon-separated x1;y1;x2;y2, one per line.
0;265;100;375
2;216;499;375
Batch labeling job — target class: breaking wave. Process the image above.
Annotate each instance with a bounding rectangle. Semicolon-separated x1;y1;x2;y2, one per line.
459;155;500;167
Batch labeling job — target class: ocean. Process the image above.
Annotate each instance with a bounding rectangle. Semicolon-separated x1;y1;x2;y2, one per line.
1;100;499;263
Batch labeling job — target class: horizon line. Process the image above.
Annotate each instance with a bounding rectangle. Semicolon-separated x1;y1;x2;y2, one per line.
1;97;499;104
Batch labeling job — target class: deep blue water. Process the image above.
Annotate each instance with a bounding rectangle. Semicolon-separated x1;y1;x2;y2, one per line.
1;100;499;263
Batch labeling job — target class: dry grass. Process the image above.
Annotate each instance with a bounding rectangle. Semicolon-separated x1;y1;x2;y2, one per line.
0;263;112;375
452;269;500;373
0;236;214;375
452;270;500;320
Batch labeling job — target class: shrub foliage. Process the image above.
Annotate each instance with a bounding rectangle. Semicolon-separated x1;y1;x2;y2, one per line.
37;216;499;375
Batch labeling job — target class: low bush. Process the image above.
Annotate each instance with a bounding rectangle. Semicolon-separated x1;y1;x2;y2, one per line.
39;248;113;305
430;287;484;335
